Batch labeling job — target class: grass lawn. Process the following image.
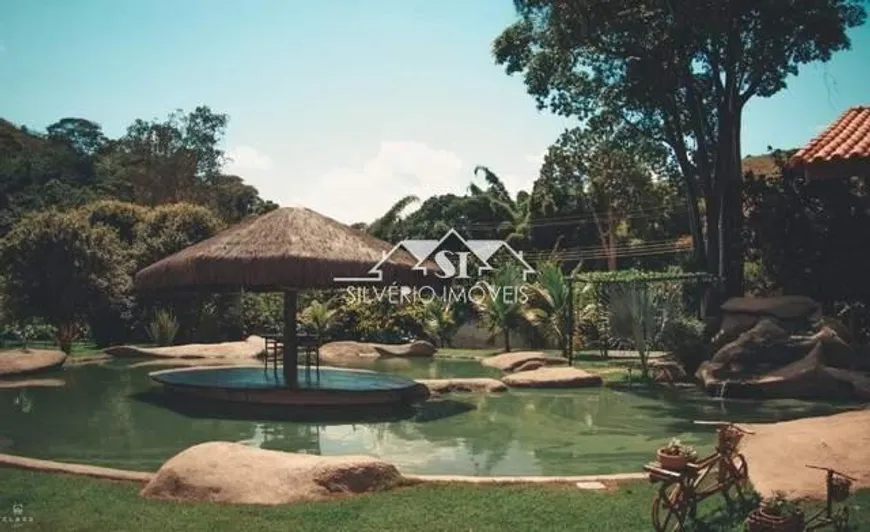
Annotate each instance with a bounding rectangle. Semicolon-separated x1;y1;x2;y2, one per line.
5;468;867;532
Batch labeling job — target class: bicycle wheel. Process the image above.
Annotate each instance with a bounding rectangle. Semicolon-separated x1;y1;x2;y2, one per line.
833;505;850;531
651;483;689;532
727;454;750;500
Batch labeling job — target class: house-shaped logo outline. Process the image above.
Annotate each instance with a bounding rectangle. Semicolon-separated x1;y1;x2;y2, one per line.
334;228;536;283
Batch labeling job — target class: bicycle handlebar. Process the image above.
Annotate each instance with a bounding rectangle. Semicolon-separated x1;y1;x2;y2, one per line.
805;464;858;481
692;420;755;434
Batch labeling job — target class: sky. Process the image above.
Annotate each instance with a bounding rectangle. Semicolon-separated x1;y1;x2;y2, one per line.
1;1;868;225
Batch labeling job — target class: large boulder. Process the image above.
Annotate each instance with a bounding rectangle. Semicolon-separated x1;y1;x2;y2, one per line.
697;323;870;400
501;367;603;388
417;378;507;394
371;340;436;358
105;336;265;360
709;318;792;369
0;349;67;378
141;442;405;505
480;351;566;372
319;341;436;366
720;296;822;321
711;296;822;352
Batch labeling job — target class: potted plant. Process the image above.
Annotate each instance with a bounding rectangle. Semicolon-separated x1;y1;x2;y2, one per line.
746;491;804;532
657;438;698;471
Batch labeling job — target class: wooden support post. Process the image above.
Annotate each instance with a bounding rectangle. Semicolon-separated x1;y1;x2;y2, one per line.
567;278;574;366
283;290;298;387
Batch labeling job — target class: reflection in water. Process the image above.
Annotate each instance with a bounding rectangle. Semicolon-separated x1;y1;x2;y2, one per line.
13;390;32;414
0;359;863;476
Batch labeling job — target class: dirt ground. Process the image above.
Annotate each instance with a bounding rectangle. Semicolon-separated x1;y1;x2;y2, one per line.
741;408;870;499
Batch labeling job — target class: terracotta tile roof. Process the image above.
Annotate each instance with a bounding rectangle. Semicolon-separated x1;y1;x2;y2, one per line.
791;106;870;165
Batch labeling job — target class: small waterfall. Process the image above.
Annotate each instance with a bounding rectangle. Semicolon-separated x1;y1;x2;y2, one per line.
717;381;728;400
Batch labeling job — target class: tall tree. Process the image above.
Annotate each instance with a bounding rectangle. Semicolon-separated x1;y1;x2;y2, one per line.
101;106;229;205
541;127;660;270
493;0;865;299
472;166;532;247
46;118;107;157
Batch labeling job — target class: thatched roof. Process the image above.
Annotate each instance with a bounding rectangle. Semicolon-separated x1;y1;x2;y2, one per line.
135;206;425;292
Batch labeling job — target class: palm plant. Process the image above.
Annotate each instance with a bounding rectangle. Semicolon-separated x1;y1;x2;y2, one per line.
473;263;528;352
147;309;180;347
365;195;419;241
600;282;658;379
422;298;458;348
471;166;532;246
525;261;580;359
300;300;337;344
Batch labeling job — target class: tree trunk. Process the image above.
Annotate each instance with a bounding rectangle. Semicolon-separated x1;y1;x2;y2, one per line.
503;329;511;352
714;100;745;301
607;207;617;271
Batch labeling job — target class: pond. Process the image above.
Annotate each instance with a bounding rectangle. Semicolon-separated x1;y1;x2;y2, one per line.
0;358;862;476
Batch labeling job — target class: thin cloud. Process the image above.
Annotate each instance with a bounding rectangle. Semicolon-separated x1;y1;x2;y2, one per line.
224;146;274;173
306;140;465;224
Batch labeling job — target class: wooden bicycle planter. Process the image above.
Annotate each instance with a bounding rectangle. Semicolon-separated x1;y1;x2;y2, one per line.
645;451;750;531
645;422;753;532
746;508;805;532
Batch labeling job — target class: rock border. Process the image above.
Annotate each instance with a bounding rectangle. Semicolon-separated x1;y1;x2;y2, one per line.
0;453;645;485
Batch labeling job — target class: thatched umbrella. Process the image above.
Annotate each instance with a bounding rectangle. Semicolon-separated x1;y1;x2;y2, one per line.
135;206;424;385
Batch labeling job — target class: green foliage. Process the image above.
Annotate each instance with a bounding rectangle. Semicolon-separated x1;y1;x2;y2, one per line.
525;261;576;357
3;320;56;350
422;298;459;348
745;161;870;340
300;300;337;342
366;195;419;241
81;200;148;245
578;270;717;285
134;203;222;268
658;316;707;375
0;210;129;331
600;282;658;378
471;166;532;247
660;437;698;461
494;0;865;296
147;309;179;347
761;491;802;519
473;263;529;352
241;292;284;335
333;295;425;343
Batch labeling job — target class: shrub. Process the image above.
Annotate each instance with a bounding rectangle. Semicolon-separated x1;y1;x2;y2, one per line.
134;203;222;268
658;315;708;374
80;200;147;245
147;309;179;346
242;293;283;335
0;210;130;337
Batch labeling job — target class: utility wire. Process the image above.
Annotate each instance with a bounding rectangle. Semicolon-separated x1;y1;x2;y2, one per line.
466;208;689;230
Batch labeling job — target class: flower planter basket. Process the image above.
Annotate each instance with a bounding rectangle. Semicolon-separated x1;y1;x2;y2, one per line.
657;449;689;471
831;477;852;502
717;425;744;453
746;508;804;532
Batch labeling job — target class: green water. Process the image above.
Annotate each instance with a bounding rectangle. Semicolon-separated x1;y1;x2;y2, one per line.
0;359;862;476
